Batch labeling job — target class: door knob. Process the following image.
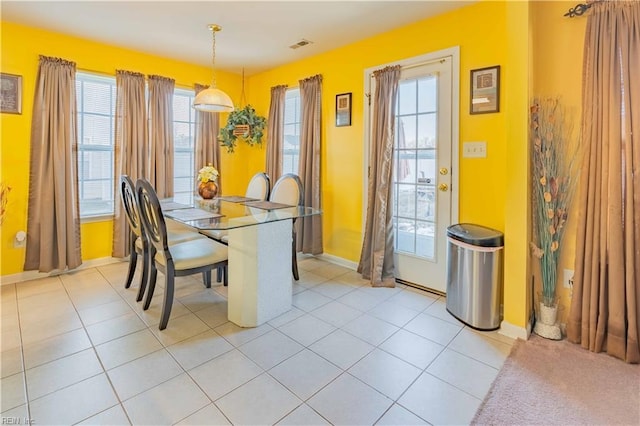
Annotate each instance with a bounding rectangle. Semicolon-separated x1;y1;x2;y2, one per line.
439;168;449;176
438;183;448;192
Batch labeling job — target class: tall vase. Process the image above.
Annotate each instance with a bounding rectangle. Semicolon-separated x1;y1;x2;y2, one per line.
197;181;218;199
534;291;562;340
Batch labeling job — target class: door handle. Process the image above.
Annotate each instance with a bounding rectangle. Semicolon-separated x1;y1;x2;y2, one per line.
438;183;448;192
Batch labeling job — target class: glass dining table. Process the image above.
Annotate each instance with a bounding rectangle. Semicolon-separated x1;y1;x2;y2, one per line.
160;195;321;328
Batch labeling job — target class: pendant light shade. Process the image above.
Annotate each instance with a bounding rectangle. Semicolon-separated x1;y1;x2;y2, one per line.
193;87;234;112
193;24;234;113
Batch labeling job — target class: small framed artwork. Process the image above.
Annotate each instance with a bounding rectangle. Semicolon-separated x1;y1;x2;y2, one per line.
0;73;22;114
470;65;500;114
336;92;352;127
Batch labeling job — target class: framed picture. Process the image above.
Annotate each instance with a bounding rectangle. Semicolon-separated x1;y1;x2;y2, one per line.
336;92;352;127
470;65;500;114
1;73;22;114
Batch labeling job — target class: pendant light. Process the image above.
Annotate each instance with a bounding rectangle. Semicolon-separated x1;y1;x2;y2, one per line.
193;24;234;112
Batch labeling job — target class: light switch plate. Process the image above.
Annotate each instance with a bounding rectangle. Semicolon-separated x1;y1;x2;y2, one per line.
463;141;487;158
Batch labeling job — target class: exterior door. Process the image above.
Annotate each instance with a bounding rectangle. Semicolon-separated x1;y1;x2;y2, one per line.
366;52;458;293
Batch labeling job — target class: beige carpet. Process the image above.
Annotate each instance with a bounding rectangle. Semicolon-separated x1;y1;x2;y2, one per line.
472;334;640;425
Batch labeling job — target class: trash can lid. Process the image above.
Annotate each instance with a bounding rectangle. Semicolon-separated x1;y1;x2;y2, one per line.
447;223;504;247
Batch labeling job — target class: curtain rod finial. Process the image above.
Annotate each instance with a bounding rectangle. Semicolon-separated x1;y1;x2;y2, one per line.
564;3;591;18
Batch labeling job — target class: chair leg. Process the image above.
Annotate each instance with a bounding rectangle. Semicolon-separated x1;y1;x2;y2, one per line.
136;244;150;302
292;229;299;281
124;238;137;289
143;263;158;311
216;267;222;283
223;265;228;286
159;268;175;330
203;271;211;288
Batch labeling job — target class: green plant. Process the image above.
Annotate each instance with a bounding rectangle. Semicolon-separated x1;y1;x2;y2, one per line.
530;97;579;307
218;105;267;153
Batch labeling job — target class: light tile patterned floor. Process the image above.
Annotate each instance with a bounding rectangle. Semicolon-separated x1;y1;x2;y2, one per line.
0;257;514;425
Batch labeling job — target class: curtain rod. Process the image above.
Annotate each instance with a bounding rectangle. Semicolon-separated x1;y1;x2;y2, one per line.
368;57;447;78
77;67;194;90
564;2;592;18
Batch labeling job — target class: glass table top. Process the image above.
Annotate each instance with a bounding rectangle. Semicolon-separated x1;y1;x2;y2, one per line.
161;196;321;231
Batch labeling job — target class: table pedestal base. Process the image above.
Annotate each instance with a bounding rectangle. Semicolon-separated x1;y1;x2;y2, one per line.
227;219;293;327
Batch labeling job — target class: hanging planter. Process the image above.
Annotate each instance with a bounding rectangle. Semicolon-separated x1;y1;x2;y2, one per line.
218;105;266;153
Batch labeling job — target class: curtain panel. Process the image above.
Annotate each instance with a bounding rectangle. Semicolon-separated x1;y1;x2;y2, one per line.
298;75;323;255
24;55;82;272
266;85;288;182
113;70;147;258
357;65;401;287
567;0;640;363
194;83;222;193
148;75;175;198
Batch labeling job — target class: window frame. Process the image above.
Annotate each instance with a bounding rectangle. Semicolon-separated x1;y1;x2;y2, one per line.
172;87;197;204
76;72;117;220
282;87;301;175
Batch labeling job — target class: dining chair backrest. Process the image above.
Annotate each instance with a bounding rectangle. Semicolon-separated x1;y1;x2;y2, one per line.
120;175;143;239
269;173;304;207
136;178;170;254
245;172;271;201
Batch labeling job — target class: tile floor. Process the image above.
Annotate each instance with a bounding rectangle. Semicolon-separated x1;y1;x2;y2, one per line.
1;257;514;425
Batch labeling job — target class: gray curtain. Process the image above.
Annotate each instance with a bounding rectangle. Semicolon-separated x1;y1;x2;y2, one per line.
194;83;222;193
148;75;175;198
113;70;147;258
357;65;401;287
24;55;82;272
266;85;287;181
298;75;323;254
567;0;640;363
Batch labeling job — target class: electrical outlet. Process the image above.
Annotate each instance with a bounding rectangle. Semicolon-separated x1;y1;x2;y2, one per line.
14;231;26;248
463;141;487;158
563;269;574;288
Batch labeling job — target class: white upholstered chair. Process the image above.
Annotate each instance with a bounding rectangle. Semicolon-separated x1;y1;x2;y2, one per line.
269;173;304;280
200;172;271;248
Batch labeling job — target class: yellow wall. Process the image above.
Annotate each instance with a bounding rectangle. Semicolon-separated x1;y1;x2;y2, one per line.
249;0;512;259
246;1;530;327
0;21;241;276
1;1;542;330
530;1;586;321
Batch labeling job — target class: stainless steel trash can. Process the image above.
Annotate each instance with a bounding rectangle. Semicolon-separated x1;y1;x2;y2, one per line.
446;223;504;330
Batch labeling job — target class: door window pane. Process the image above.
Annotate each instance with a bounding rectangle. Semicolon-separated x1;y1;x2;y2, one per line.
393;75;438;260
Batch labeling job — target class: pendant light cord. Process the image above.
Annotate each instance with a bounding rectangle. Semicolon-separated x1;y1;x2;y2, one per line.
210;25;218;88
240;68;247;107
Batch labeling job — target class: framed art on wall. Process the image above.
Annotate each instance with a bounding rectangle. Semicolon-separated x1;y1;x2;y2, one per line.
0;73;22;114
336;92;352;127
470;65;500;114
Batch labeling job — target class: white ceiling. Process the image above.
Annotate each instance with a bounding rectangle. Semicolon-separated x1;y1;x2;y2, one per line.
1;0;474;75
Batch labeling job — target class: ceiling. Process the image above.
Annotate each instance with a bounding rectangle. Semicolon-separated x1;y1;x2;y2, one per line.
1;1;474;76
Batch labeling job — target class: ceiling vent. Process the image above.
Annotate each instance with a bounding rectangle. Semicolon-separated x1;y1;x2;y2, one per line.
289;39;313;49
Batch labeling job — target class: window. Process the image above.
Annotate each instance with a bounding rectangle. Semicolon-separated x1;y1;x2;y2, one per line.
172;89;196;204
76;74;198;215
283;88;301;174
76;73;116;218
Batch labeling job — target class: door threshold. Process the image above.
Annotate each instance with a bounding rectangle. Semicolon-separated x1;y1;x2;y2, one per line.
395;278;446;297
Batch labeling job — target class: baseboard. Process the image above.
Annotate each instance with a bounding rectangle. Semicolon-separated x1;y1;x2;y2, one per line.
499;319;531;340
314;252;358;271
0;257;124;286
